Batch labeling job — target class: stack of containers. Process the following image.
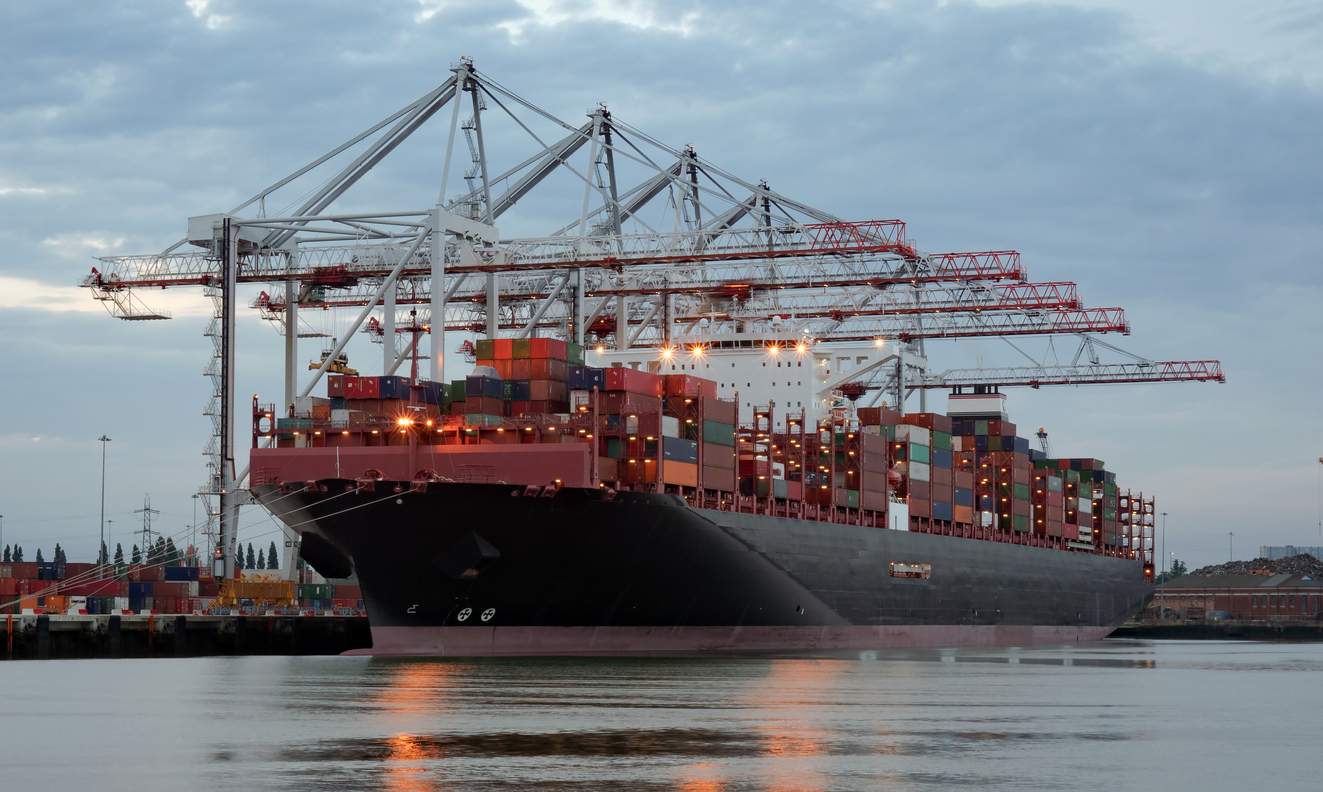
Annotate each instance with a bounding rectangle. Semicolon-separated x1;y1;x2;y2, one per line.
1031;463;1068;538
953;418;1032;532
473;337;583;417
895;422;931;519
905;414;955;521
659;374;720;488
697;391;736;491
595;365;665;486
857;406;902;513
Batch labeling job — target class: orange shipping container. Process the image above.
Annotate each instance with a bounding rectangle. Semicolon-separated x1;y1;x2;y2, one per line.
662;460;699;487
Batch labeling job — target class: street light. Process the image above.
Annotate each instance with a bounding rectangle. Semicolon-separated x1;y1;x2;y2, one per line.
98;435;111;579
1229;531;1234;563
1160;511;1168;618
191;493;200;566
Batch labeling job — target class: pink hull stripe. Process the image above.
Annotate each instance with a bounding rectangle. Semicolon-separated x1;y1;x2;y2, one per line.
345;624;1117;657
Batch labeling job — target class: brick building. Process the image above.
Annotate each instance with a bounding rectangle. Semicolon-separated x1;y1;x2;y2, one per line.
1154;574;1323;621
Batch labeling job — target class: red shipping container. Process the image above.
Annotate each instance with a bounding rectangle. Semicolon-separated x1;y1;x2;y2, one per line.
509;400;532;416
530;338;568;360
0;578;16;597
931;467;953;487
1062;525;1078;541
327;374;346;397
494;360;514;380
8;563;38;580
493;339;513;359
475;358;496;369
909;497;932;518
702;466;735;491
344;376;363;398
908;479;930;500
739;458;771;477
530;358;569;381
333;585;363;599
902;412;954;434
199;581;220;597
605;366;663;397
953;505;974;524
360;376;380;399
954;470;974;489
664;374;718;399
511;359;532;379
700;398;736;424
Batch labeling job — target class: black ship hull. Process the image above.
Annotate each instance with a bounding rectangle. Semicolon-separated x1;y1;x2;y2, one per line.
253;480;1153;656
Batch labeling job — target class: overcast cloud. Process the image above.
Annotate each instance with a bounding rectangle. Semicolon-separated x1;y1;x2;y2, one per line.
1;0;1319;569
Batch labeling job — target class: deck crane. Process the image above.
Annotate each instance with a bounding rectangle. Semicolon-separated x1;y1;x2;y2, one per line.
1037;427;1052;456
76;59;1224;580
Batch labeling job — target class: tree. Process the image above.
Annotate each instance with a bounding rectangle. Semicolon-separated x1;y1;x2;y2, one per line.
98;540;108;565
35;548;44;563
165;537;179;565
267;541;280;569
2;545;9;563
150;536;166;565
114;543;124;565
257;549;266;569
131;544;141;564
234;544;244;570
54;543;66;564
245;543;257;571
12;545;22;562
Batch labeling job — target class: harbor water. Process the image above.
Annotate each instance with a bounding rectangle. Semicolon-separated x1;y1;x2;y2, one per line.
1;640;1318;790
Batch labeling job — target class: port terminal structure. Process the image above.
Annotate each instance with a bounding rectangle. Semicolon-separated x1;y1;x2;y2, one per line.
77;58;1223;581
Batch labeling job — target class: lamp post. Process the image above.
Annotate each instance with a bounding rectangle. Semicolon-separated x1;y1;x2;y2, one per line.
1229;531;1234;563
1159;511;1168;619
191;493;199;566
98;435;111;579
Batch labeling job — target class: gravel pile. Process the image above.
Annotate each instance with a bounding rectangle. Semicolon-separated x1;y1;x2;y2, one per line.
1190;553;1323;579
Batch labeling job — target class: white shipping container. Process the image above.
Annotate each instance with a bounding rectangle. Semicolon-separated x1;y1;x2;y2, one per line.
909;461;931;482
950;435;963;452
889;501;910;531
895;425;931;445
114;597;129;611
662;416;680;438
330;409;350;428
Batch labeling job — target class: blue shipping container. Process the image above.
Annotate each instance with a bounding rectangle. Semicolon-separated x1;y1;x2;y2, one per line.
511;379;532;400
129;582;153;597
466;375;505;400
128;597;145;613
1014;436;1031;454
933;501;954;522
931;448;953;469
662;436;699;464
568;366;606;391
163;566;199;582
379;375;409;400
954;487;974;507
330;396;348;410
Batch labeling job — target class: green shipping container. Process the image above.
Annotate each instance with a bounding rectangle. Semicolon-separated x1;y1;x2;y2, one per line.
449;381;467;402
909;443;931;464
567;343;586;366
1103;507;1118;520
512;338;532;359
1013;515;1030;532
1104;482;1117;496
987;436;1002;452
297;584;331;600
773;479;788;499
1063;470;1080;483
604;438;625;459
475;339;495;359
1013;483;1030;501
1078;483;1093;498
502;381;514;401
931;431;953;451
974;420;990;436
702;420;735;447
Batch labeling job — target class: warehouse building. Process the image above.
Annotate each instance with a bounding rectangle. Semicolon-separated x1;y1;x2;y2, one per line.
1154;574;1323;621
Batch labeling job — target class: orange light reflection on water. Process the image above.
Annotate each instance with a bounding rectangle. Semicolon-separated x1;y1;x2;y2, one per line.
376;663;459;792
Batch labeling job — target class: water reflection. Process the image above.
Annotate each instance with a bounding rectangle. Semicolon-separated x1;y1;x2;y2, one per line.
5;643;1319;791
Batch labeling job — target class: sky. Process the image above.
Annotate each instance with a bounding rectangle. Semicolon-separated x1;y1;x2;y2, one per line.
1;0;1321;570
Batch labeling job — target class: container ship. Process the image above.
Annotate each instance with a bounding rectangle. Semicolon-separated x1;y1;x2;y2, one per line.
248;333;1156;656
